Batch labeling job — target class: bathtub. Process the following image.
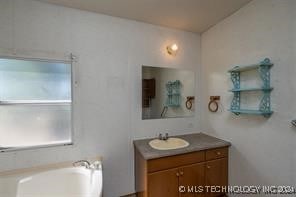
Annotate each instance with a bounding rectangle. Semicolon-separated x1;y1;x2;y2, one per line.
0;162;103;197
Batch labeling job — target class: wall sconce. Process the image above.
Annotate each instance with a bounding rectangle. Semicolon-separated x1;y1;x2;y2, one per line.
167;44;178;56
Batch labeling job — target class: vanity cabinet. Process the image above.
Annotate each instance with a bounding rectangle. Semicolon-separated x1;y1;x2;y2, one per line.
148;163;205;197
135;147;229;197
205;158;228;197
179;163;205;197
148;168;179;197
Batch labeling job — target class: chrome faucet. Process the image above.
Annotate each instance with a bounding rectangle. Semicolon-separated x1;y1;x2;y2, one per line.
158;133;163;140
73;160;91;169
73;160;102;170
164;133;169;140
158;133;169;141
292;120;296;127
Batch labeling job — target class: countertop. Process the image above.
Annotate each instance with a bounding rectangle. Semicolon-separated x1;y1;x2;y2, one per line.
133;133;231;160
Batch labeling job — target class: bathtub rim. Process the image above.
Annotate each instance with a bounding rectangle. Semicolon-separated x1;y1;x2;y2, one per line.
0;156;102;177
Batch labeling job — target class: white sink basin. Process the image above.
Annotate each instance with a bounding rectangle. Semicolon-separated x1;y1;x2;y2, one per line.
149;138;189;150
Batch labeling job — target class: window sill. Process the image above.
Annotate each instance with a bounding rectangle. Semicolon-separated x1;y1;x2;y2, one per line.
0;141;73;153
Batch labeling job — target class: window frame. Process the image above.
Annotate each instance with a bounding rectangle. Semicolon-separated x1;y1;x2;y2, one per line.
0;55;74;153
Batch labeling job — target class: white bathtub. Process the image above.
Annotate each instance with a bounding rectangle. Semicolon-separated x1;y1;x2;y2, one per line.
0;164;103;197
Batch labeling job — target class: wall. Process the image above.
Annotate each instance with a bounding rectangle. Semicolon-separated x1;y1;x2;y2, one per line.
201;0;296;196
0;0;201;196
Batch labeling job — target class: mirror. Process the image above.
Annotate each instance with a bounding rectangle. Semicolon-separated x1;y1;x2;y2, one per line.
142;66;195;119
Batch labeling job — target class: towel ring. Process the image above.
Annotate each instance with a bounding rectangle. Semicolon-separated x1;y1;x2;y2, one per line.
185;96;195;110
208;100;218;112
208;96;220;112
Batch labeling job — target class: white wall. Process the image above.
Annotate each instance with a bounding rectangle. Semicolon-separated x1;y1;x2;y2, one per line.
201;0;296;196
0;0;201;196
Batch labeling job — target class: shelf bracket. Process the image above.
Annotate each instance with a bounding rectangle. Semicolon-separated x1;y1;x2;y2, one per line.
230;71;240;115
258;65;271;88
230;72;240;89
258;58;272;88
259;92;271;117
230;92;240;114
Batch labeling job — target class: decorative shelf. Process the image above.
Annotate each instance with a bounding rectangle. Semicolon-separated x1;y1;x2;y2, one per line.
166;80;181;107
228;58;273;117
229;87;273;92
167;93;181;96
228;61;273;72
228;109;273;116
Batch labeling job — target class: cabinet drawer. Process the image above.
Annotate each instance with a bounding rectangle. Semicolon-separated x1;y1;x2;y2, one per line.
148;151;205;173
206;147;228;160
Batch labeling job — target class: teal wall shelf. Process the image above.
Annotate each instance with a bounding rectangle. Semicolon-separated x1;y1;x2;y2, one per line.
228;109;273;116
166;80;181;107
228;61;273;72
228;58;273;117
229;87;273;92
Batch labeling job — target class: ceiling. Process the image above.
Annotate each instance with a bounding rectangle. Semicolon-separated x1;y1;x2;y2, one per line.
38;0;252;33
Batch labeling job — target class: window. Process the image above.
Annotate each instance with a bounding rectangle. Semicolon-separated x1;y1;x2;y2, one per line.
0;57;72;151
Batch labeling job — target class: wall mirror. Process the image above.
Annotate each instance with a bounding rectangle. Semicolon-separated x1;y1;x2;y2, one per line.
142;66;195;119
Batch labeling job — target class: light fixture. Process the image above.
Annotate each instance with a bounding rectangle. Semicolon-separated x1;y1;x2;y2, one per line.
167;44;178;56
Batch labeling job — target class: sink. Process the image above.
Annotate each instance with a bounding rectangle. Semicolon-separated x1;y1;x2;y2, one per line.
149;138;189;150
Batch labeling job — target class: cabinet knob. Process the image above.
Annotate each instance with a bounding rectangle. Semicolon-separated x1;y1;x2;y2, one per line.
216;151;221;155
207;165;211;169
180;171;184;176
176;172;180;177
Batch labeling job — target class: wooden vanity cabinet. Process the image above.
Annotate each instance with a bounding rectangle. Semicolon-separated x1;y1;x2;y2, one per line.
148;168;180;197
205;158;228;197
179;163;205;197
135;147;229;197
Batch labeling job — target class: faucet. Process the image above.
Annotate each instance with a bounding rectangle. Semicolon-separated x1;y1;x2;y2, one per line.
292;120;296;127
164;133;169;140
158;133;169;141
73;160;102;170
73;160;91;169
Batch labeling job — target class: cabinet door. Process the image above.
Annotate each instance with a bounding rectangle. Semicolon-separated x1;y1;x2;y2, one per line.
179;163;205;197
148;168;179;197
205;158;228;197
